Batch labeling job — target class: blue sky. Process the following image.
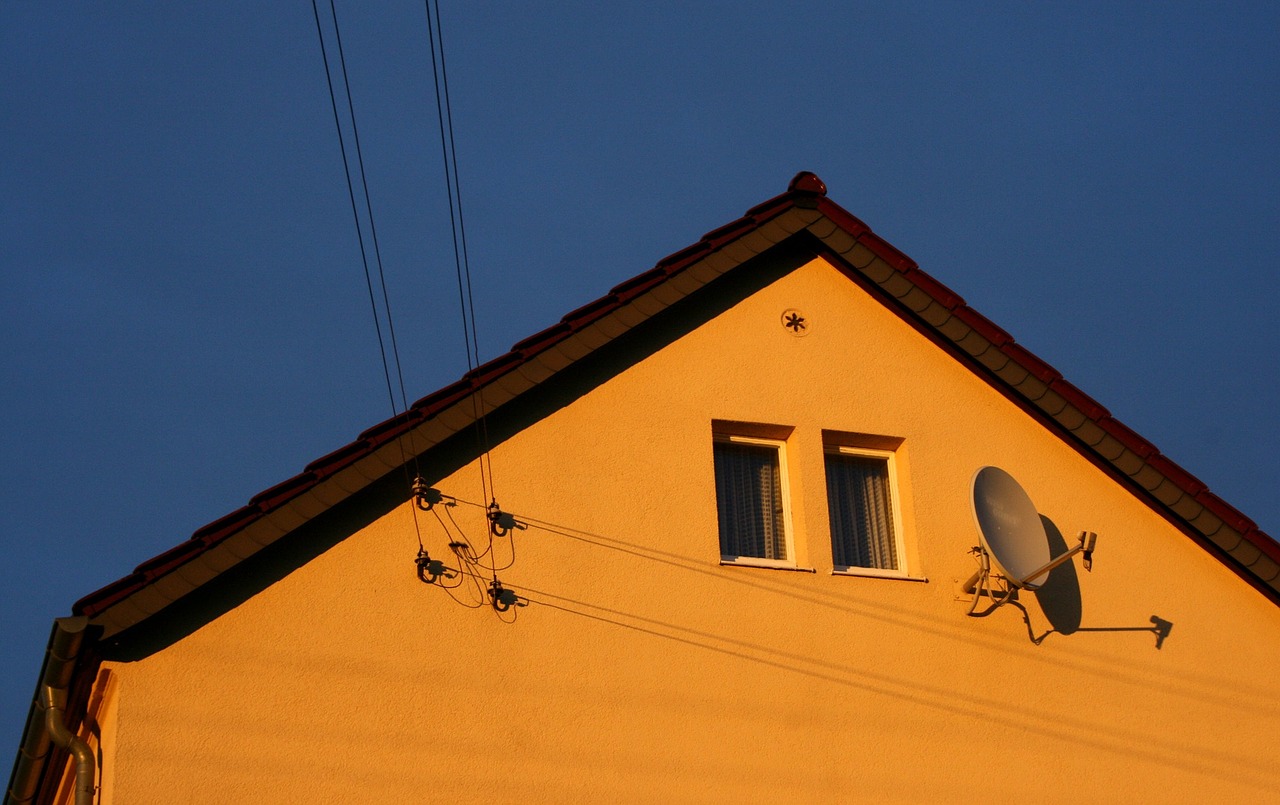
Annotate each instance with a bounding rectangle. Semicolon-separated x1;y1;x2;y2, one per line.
2;3;1277;760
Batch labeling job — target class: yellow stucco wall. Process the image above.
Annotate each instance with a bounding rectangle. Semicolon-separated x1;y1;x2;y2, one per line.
96;257;1280;803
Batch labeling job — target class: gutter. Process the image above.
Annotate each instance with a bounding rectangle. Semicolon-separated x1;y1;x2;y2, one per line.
6;617;99;805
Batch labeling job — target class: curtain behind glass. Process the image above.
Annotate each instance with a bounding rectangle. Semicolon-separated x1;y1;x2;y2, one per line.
825;453;897;569
714;442;786;560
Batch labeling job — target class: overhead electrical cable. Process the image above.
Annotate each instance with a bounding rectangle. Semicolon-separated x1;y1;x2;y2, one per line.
310;0;396;418
311;0;423;544
423;0;497;508
325;0;415;420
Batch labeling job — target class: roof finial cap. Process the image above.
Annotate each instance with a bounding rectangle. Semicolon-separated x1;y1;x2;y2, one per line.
788;171;827;196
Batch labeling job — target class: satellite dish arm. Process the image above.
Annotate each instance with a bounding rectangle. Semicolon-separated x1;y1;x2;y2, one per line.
1019;531;1097;587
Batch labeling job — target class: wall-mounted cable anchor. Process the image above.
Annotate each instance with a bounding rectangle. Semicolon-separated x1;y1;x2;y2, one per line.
487;501;527;537
412;477;444;511
488;579;526;612
415;548;455;584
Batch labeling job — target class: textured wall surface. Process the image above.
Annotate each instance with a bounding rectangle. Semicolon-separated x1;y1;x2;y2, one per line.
95;257;1280;803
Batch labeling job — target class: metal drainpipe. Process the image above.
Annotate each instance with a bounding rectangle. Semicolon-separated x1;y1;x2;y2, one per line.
40;687;95;805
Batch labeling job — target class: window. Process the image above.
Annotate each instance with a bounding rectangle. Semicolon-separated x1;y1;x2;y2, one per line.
713;434;793;566
825;445;905;575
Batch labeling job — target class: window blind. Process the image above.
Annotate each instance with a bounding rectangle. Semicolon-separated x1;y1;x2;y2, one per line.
714;441;786;560
826;453;897;569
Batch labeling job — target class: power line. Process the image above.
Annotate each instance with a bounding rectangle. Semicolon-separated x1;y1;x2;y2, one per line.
423;0;496;507
309;0;398;420
311;0;423;545
325;0;414;418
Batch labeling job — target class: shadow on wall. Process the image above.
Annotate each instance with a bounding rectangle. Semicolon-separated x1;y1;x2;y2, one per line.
1036;514;1083;633
1028;514;1172;649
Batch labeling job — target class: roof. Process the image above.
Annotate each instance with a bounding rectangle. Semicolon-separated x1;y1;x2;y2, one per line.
11;170;1280;805
71;172;1278;633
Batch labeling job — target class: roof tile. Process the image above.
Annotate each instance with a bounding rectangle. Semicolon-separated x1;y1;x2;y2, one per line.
1247;529;1280;563
1003;343;1060;384
463;351;528;386
560;294;621;327
936;314;972;344
304;441;372;477
609;267;667;300
510;322;573;354
814;198;870;238
1169;491;1205;523
902;267;964;310
1146;454;1208;496
190;505;266;545
1097;418;1158;459
72;574;145;617
819;226;858;257
974;345;1013;375
1036;389;1070;418
412;379;475;414
898;285;939;315
1196;491;1257;533
1232;538;1262;568
357;409;423;444
1050;404;1088;432
916;300;956;329
248;472;319;511
951;307;1012;346
1250;554;1280;583
700;216;759;245
655;241;712;272
1069;418;1108;449
744;193;794;219
1049;380;1111;420
858;232;917;272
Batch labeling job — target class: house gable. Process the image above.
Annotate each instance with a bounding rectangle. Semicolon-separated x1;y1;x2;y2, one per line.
87;249;1280;801
10;173;1280;804
67;173;1280;645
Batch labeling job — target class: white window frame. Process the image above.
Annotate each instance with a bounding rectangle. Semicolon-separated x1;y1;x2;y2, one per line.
825;444;910;579
714;433;796;569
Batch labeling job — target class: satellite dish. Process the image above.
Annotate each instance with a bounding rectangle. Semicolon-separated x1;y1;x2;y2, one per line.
971;466;1052;590
963;466;1097;613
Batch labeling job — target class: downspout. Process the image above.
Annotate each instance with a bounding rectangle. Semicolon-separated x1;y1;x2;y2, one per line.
6;616;98;805
40;688;95;805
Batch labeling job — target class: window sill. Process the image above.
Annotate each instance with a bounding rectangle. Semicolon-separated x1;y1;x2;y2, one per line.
832;568;928;582
720;558;817;573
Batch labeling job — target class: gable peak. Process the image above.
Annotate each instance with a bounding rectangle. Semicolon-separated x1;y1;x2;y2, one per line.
788;170;827;196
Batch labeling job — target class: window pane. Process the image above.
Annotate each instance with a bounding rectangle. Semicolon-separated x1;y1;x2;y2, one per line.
826;453;897;570
714;441;786;560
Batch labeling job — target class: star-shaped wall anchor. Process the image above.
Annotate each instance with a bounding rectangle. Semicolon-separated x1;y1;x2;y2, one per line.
781;309;809;336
